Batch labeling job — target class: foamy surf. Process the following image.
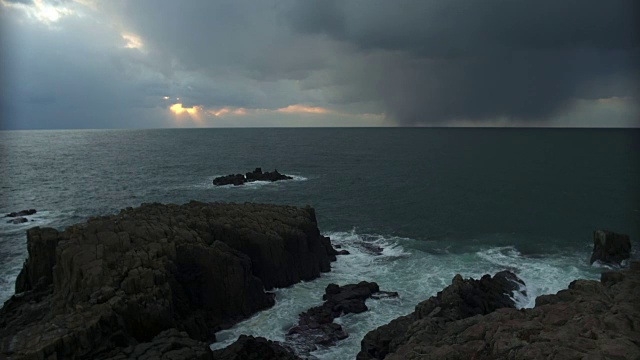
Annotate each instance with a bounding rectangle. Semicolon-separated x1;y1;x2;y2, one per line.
209;230;602;359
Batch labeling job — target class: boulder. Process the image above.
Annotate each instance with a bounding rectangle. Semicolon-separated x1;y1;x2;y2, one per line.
590;230;631;266
357;271;525;360
0;202;338;360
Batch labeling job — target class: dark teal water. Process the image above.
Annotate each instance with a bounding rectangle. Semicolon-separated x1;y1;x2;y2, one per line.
1;128;638;358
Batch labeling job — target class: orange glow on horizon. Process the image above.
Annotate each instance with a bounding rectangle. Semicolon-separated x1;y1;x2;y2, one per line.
207;107;248;117
276;104;331;114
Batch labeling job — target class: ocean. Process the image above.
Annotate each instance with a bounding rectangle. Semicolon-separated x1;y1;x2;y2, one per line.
1;128;639;359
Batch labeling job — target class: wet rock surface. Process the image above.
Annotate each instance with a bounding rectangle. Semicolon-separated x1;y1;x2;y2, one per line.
357;270;526;359
287;281;398;357
0;201;339;360
213;168;293;186
590;229;631;266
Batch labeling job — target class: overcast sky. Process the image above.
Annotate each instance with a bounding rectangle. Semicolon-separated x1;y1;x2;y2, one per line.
1;0;638;129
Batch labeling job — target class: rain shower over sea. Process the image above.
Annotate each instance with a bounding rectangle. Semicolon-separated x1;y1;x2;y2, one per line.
1;127;638;359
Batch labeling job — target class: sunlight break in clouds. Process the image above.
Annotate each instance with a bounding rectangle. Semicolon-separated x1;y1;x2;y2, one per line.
121;33;144;49
169;103;205;126
1;0;74;24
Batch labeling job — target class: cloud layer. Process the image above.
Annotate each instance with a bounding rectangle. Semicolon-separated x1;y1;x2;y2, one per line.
1;0;638;129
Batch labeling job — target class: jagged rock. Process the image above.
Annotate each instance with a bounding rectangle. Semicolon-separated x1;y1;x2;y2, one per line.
5;209;36;217
6;217;28;224
357;271;525;360
375;263;640;359
287;281;398;356
0;202;338;360
212;335;300;360
213;168;293;186
590;230;631;266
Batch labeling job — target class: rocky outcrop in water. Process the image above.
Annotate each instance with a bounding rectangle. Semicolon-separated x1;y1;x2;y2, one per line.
287;281;398;356
213;168;293;186
6;217;28;224
5;209;37;217
590;229;631;266
357;271;525;359
359;263;640;359
5;209;36;224
0;201;339;360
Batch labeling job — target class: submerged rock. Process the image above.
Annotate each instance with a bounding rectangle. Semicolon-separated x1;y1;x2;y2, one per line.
5;209;36;217
590;230;631;266
0;201;340;360
357;271;525;360
213;168;293;186
6;217;28;224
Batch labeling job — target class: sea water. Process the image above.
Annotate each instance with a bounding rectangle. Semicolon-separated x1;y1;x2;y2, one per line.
1;128;638;358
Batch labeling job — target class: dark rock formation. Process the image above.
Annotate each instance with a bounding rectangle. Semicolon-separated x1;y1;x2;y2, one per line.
0;201;339;360
213;168;293;186
212;174;246;186
287;281;398;356
6;217;28;224
369;262;640;359
590;230;631;266
357;271;525;360
212;335;301;360
5;209;36;217
107;329;214;360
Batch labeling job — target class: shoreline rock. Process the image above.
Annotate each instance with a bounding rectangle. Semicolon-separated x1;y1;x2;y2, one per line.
358;264;640;359
213;168;293;186
0;201;339;360
357;271;526;359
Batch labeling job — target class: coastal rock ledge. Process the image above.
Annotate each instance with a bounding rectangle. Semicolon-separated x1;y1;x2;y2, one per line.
0;201;340;360
358;263;640;359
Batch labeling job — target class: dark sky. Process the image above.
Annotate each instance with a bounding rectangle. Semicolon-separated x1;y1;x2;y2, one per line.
1;0;638;129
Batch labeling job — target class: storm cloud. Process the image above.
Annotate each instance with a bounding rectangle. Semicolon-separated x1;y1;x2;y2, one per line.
287;0;640;124
1;0;638;129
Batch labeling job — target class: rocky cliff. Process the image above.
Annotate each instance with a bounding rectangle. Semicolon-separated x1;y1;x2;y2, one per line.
358;264;640;359
0;201;338;360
